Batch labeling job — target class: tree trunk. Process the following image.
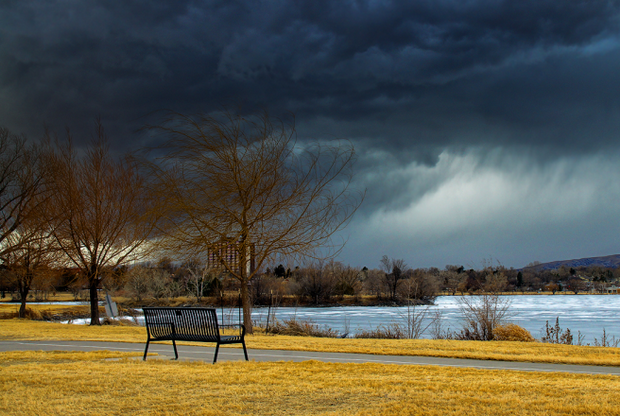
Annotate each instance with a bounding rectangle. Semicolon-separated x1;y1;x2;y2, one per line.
18;287;29;318
238;227;253;334
89;281;100;325
240;280;253;334
18;259;33;318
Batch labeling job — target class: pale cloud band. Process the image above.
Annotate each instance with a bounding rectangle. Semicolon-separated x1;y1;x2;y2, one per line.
341;148;620;268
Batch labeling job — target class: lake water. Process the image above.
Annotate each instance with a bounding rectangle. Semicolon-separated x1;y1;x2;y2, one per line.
245;295;620;344
59;295;620;344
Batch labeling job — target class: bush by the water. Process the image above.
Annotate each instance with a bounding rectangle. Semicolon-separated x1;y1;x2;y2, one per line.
266;318;340;337
492;323;535;342
354;323;405;339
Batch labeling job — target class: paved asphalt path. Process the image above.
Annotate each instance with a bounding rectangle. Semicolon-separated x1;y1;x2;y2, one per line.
2;340;620;375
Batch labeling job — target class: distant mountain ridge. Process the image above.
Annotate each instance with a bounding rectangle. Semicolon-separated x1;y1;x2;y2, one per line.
521;254;620;271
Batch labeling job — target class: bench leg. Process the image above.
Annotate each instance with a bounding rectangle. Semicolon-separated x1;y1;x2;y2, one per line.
172;339;179;360
143;339;150;361
213;343;220;364
242;339;249;361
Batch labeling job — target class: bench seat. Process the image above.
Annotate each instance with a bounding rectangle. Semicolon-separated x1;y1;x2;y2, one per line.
142;307;249;364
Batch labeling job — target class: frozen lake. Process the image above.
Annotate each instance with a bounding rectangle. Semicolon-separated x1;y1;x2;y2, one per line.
248;295;620;343
60;295;620;344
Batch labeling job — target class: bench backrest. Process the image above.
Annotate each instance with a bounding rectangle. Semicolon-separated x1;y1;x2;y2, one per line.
143;307;220;342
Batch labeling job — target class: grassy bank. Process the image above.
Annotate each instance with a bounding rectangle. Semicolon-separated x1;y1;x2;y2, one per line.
0;303;95;320
2;319;620;367
1;350;619;415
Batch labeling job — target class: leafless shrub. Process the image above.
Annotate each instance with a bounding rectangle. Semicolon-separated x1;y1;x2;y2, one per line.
398;301;439;339
482;270;508;294
429;311;454;340
354;323;405;339
124;265;174;302
0;307;91;322
266;317;339;337
594;329;620;348
540;318;574;345
67;278;89;301
575;331;586;346
148;269;173;300
456;294;511;340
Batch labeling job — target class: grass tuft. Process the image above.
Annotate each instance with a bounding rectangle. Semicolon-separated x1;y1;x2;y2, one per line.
492;324;535;342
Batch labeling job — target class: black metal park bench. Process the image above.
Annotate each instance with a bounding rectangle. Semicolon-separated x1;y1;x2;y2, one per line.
142;307;249;364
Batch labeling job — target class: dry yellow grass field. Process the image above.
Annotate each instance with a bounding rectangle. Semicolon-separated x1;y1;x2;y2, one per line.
2;319;620;367
0;302;93;316
1;350;619;415
0;293;77;303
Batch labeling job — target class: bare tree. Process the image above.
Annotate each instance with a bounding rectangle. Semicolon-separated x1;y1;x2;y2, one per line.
145;111;362;332
380;255;407;302
294;262;336;305
0;127;58;316
0;127;50;259
327;260;361;297
48;122;159;324
363;268;385;298
124;265;151;302
441;269;464;295
124;265;176;302
184;259;221;302
398;268;439;303
4;222;60;317
482;270;508;294
568;277;586;294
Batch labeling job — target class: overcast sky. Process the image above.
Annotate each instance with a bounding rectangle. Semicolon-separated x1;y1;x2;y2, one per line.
2;0;620;269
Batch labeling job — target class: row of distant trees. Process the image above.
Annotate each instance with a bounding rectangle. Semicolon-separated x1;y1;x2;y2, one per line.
253;257;439;305
253;260;620;303
446;264;620;295
0;110;363;332
6;252;616;314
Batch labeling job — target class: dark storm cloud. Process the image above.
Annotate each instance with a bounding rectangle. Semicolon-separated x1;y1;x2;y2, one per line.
2;0;620;152
3;0;620;268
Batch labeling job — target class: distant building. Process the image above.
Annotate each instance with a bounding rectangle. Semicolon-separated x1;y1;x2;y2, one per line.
207;240;255;276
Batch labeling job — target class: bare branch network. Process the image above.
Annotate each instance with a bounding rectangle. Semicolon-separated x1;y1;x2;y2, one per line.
44;121;161;323
0;111;363;329
144;110;364;332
